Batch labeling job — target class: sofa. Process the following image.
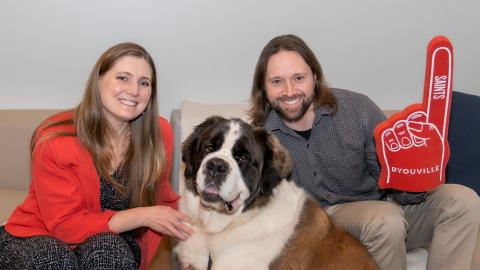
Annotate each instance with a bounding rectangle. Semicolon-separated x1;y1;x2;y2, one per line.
1;91;478;269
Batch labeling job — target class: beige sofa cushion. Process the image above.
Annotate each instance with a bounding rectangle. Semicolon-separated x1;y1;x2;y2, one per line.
0;110;60;189
0;189;29;223
0;109;60;222
178;101;250;142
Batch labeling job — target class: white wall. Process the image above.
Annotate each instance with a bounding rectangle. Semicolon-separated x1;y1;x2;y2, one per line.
1;0;479;117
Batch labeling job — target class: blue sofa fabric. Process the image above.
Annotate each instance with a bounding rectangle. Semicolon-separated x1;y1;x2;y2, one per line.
446;91;480;194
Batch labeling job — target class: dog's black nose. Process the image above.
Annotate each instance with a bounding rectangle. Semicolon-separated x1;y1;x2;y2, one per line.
206;157;229;177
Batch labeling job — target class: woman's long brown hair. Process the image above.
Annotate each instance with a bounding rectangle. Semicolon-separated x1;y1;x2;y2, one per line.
31;42;165;208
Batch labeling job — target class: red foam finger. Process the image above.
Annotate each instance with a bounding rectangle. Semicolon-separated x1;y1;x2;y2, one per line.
423;36;454;139
374;37;453;192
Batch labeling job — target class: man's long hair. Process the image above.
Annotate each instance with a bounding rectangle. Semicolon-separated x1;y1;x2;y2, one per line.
248;34;337;126
31;42;165;208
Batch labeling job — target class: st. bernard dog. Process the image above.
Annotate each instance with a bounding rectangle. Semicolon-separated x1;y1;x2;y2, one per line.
174;116;378;270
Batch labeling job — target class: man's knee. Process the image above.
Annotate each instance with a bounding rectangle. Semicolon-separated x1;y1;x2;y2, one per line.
363;205;407;244
434;184;480;222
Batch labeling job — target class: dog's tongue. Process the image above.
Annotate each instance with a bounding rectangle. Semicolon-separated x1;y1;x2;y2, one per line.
204;184;219;195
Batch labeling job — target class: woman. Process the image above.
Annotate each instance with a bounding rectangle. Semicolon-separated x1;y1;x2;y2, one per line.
0;42;192;269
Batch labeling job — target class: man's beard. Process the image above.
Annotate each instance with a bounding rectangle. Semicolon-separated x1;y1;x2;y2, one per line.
270;94;314;123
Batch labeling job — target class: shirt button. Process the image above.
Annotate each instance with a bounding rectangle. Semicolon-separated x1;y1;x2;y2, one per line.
306;144;310;148
313;172;317;176
325;194;331;199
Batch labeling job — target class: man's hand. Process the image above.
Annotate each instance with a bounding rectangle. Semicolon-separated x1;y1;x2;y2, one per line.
375;36;453;192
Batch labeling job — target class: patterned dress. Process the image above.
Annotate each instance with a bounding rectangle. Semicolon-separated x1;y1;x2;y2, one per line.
99;165;142;266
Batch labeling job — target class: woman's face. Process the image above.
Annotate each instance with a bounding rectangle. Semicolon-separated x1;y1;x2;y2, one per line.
99;56;153;130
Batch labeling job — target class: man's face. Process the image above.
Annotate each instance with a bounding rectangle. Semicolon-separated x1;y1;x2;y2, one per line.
265;50;315;123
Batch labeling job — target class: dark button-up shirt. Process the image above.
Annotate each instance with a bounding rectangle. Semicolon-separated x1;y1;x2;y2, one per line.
265;88;387;207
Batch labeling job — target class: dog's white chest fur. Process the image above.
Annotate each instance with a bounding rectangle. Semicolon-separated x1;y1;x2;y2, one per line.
176;181;306;270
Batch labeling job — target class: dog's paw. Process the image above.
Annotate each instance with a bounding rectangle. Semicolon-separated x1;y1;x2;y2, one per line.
174;232;209;270
179;257;209;270
175;248;209;270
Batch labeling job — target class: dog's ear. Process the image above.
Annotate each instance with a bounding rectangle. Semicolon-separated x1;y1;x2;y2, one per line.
181;133;198;179
254;128;293;195
181;116;225;179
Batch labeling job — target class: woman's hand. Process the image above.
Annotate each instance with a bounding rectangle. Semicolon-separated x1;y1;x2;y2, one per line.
108;206;193;240
143;205;193;240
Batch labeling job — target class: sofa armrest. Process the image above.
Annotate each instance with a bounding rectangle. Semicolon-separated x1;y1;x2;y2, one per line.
170;109;182;193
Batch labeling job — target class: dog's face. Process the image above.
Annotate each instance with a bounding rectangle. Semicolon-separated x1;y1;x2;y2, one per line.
182;116;292;214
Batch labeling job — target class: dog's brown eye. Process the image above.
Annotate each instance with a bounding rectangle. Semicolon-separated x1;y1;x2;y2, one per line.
235;154;250;165
203;143;214;153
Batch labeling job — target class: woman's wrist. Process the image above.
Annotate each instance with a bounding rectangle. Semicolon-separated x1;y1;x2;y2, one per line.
109;207;149;233
138;206;150;228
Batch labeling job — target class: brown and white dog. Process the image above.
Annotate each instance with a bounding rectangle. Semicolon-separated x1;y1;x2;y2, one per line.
174;116;378;270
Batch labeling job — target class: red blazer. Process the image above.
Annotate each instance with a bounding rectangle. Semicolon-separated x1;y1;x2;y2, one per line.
6;111;179;269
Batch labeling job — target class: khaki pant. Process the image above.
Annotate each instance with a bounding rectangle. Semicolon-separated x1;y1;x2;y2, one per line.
325;184;480;270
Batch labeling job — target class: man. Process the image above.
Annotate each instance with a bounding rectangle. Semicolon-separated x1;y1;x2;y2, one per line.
248;34;480;270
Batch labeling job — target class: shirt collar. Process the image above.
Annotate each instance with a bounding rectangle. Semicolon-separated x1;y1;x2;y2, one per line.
264;109;286;131
313;103;334;124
